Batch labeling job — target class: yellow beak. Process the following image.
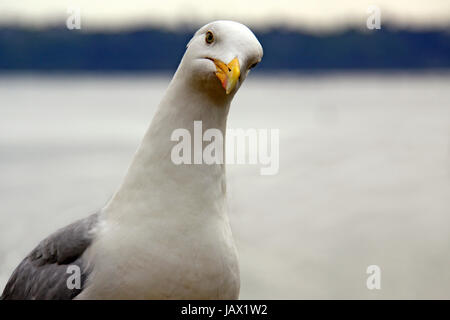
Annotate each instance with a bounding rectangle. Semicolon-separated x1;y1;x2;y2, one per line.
212;57;240;94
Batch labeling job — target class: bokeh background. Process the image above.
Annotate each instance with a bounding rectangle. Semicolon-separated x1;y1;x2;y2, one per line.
0;0;449;299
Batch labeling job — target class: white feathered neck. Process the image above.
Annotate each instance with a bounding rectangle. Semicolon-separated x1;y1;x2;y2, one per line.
104;61;232;223
79;59;240;300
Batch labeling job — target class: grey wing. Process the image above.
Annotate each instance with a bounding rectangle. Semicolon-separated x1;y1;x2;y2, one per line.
1;213;99;300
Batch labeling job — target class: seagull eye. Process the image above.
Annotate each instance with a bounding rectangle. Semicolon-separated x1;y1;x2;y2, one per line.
205;31;214;44
249;62;258;69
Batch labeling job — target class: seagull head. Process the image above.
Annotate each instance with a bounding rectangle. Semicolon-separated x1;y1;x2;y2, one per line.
180;20;263;96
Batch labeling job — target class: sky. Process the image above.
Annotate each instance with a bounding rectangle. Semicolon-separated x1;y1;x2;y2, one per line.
0;0;449;31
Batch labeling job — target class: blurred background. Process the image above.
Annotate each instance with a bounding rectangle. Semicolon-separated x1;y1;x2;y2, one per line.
0;0;449;299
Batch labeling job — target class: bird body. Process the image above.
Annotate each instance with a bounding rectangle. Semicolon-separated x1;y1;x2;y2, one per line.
78;72;239;299
1;20;263;300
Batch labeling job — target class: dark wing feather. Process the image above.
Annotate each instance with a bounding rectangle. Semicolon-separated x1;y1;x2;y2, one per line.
1;213;99;300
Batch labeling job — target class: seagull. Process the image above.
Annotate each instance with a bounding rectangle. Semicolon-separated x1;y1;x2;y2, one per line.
1;20;263;300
